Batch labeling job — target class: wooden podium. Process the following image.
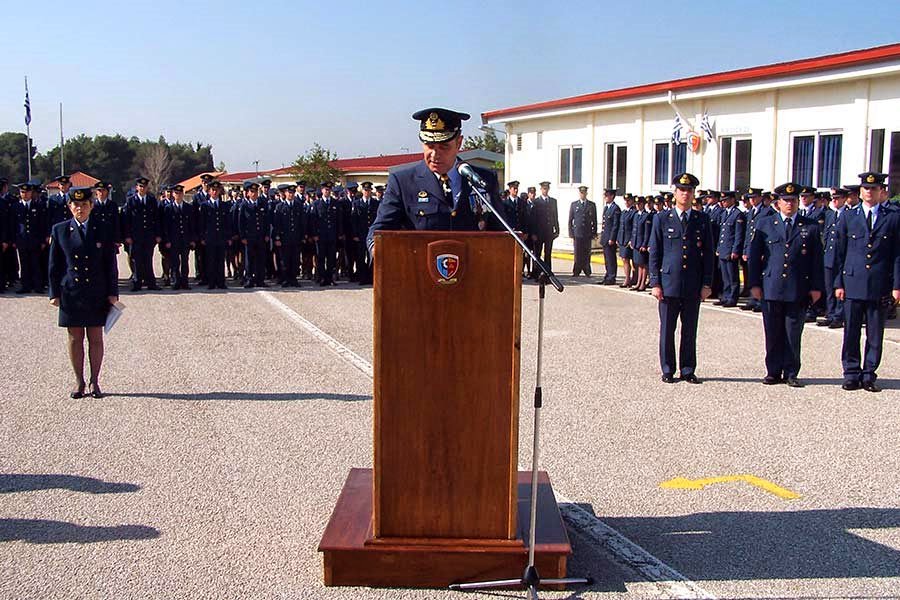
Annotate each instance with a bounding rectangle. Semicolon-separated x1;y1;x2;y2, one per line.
318;231;572;587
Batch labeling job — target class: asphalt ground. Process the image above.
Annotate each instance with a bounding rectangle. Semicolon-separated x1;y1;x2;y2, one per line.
0;253;898;599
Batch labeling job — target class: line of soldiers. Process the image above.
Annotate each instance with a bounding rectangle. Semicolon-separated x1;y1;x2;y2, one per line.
0;174;383;293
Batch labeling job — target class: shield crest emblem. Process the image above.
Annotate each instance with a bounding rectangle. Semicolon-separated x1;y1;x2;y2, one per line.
436;254;459;281
427;239;466;286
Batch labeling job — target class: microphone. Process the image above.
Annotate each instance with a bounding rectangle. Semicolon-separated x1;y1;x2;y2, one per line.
457;162;488;189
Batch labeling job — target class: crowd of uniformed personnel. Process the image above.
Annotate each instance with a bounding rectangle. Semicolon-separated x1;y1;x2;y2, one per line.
0;174;384;293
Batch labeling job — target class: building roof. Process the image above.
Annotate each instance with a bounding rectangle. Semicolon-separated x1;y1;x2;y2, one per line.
266;152;423;177
46;171;100;190
483;43;900;122
177;170;227;191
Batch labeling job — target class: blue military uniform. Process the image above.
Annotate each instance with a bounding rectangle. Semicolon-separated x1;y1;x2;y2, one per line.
48;187;118;327
740;194;774;312
237;182;271;288
599;191;620;284
649;173;715;382
273;190;307;287
311;185;343;286
192;176;213;284
349;184;374;284
121;177;161;291
198;184;233;289
748;183;824;385
820;193;848;327
568;187;597;276
834;172;900;391
617;197;636;264
631;201;652;271
161;190;196;290
12;181;49;293
715;193;746;307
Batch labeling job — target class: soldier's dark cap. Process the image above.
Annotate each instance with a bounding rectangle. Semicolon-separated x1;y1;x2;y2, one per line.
296;180;306;187
578;185;588;192
360;181;373;189
243;181;259;191
135;176;150;186
320;181;332;188
200;173;215;182
53;175;71;184
160;184;171;192
799;185;816;195
17;182;37;191
69;187;92;202
539;181;551;187
831;187;849;198
527;186;536;192
374;185;385;191
623;193;634;200
635;195;646;202
742;187;763;199
0;177;8;185
845;184;861;193
276;183;291;191
346;181;358;189
207;180;222;188
92;180;110;190
774;182;801;199
672;172;699;189
858;171;887;188
172;184;184;192
506;180;520;188
603;188;617;194
412;107;470;143
721;190;736;199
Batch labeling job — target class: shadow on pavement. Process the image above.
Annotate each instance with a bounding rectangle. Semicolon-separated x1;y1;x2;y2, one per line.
110;391;371;402
0;519;160;544
703;376;899;389
570;504;900;582
0;474;140;494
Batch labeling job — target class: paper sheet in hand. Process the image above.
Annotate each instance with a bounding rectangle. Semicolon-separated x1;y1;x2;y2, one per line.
105;301;126;334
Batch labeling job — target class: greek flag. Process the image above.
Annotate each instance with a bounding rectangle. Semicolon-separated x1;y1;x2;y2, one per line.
671;114;683;144
700;111;714;142
24;81;31;126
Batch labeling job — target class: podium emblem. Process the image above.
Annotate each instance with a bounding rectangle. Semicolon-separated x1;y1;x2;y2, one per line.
427;240;467;286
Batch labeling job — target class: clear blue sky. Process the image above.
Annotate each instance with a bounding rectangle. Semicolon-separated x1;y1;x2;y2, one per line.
2;0;898;174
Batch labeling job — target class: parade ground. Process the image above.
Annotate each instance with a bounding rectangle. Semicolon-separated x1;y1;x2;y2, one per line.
1;255;898;600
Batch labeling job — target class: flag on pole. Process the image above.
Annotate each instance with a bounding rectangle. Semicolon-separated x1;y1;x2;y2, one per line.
24;79;31;126
671;114;683;144
700;111;714;143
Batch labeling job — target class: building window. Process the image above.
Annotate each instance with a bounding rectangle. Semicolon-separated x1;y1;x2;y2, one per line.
791;131;842;188
869;129;885;172
536;131;543;150
516;134;523;151
652;141;686;185
559;146;583;185
605;143;627;193
890;132;900;197
720;137;752;190
672;142;687;177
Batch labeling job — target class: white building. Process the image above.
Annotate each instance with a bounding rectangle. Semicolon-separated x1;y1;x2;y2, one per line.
483;43;900;250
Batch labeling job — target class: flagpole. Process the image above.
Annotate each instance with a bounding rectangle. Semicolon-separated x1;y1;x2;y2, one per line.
24;76;32;180
60;102;65;176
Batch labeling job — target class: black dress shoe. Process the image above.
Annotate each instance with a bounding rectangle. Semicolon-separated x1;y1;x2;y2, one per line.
828;321;844;329
661;374;676;383
681;374;702;384
739;304;754;311
88;382;104;399
762;375;782;385
147;285;162;291
785;377;804;388
70;381;86;399
713;300;724;306
816;319;832;327
752;306;762;313
862;381;881;393
720;302;738;308
842;380;860;391
15;288;32;294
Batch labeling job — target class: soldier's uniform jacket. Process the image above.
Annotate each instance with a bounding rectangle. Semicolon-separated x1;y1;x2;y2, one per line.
47;193;71;229
349;197;370;240
823;207;845;270
273;200;307;245
48;218;118;307
568;199;597;239
121;193;160;242
716;207;746;257
600;201;620;245
648;208;715;299
834;206;900;300
632;209;653;250
0;194;9;244
531;195;559;241
198;199;234;245
337;196;352;238
91;198;121;245
618;206;636;248
13;199;49;249
311;197;343;243
365;196;381;229
748;213;824;302
238;198;271;242
743;204;775;256
162;201;197;249
366;160;499;251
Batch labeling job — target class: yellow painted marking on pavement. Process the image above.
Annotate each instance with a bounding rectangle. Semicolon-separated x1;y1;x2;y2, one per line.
660;475;800;500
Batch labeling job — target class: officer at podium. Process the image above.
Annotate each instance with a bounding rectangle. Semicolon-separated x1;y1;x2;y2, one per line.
366;107;500;255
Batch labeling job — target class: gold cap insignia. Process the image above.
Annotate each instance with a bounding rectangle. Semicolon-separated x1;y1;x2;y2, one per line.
425;112;445;132
866;174;875;183
72;189;87;201
679;174;690;185
786;184;795;193
748;187;753;193
418;191;428;198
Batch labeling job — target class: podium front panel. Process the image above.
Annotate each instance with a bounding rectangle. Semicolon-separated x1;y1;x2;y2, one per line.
373;231;522;540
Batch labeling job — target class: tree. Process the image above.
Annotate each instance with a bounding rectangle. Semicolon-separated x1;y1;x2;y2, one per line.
462;128;505;154
0;132;38;182
139;144;173;195
290;143;343;186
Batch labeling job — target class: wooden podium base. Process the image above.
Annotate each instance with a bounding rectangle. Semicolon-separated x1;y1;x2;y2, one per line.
318;469;572;588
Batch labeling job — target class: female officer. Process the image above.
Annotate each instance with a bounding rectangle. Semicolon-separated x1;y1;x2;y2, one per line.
48;187;119;398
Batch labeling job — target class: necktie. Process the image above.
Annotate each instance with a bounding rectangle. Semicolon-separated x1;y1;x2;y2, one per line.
866;210;873;232
785;217;793;238
79;222;86;238
440;175;452;206
681;211;688;230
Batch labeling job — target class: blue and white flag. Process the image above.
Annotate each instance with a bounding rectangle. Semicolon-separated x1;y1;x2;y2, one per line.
671;114;683;144
700;111;714;142
24;80;31;126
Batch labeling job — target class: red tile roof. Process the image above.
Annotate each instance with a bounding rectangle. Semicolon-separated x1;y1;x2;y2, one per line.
177;171;226;190
483;43;900;121
266;152;422;176
46;171;100;190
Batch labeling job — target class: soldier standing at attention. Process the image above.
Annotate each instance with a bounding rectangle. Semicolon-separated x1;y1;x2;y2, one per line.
598;188;620;285
630;196;651;291
529;181;559;279
834;172;900;392
312;181;342;286
238;181;270;288
649;173;714;384
12;180;49;294
748;183;824;387
198;181;233;290
121;177;162;291
715;191;745;307
617;193;636;287
273;184;306;287
568;185;597;277
818;188;848;328
161;184;196;290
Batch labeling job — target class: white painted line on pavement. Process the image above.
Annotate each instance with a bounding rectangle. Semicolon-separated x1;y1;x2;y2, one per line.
258;291;374;378
259;289;716;598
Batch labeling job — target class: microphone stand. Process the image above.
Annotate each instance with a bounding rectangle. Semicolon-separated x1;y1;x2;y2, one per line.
449;182;591;598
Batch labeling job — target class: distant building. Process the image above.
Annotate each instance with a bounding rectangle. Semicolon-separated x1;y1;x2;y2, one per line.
45;171;99;192
483;43;900;250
